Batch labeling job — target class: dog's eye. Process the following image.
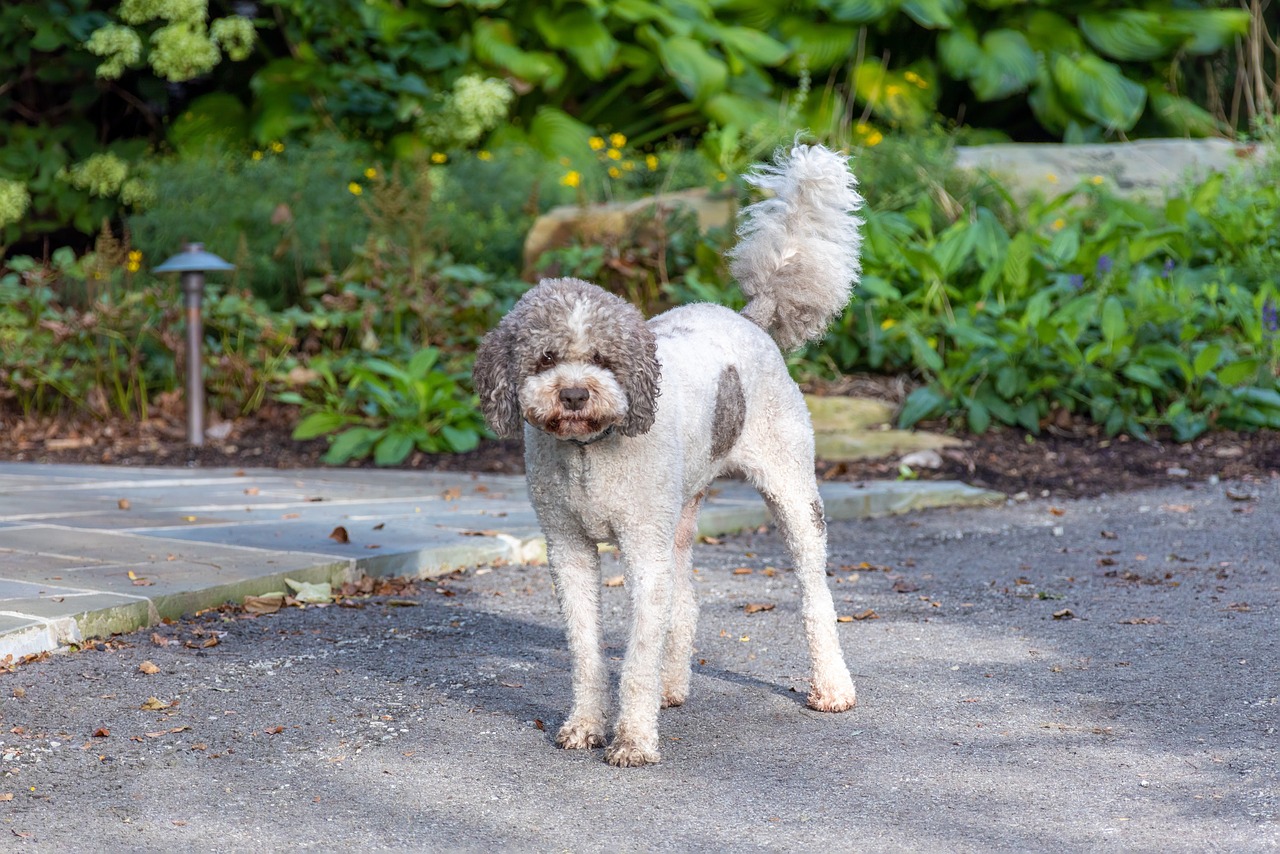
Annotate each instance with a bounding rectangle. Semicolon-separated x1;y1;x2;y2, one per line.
537;351;557;370
590;352;610;370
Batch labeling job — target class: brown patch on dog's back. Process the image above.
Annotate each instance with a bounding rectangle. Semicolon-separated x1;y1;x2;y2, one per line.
710;365;745;460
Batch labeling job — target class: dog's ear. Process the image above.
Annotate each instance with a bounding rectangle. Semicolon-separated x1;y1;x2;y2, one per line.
473;321;522;438
616;318;661;437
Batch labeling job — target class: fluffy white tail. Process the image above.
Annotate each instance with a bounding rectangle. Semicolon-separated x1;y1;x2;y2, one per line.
727;142;864;351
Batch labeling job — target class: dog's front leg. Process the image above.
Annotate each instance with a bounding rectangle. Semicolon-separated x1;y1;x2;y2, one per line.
547;536;609;750
606;535;675;767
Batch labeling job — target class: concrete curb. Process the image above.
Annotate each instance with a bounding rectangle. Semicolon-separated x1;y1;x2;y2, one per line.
0;465;1000;660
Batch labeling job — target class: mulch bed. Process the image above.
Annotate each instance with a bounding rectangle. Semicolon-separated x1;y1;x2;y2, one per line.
2;394;1277;499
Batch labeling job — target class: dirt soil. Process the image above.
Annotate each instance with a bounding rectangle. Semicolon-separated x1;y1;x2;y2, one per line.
3;386;1278;498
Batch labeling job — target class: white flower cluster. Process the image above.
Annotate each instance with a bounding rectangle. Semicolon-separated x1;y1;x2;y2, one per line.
210;16;255;62
150;20;221;82
423;75;514;148
86;24;143;79
85;0;254;82
58;153;130;198
0;179;31;229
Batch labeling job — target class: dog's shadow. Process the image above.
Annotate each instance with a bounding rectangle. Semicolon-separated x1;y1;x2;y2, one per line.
388;596;811;748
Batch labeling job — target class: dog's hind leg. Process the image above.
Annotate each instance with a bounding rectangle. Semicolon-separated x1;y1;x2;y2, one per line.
547;535;610;750
661;492;704;709
606;528;677;767
738;435;857;712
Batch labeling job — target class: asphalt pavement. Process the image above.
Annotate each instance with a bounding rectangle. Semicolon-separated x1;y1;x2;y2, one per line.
0;464;1275;851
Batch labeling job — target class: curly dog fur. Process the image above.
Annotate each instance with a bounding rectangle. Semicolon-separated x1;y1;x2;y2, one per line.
474;142;864;767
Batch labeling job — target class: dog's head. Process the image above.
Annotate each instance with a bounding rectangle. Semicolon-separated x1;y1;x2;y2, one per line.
473;278;661;442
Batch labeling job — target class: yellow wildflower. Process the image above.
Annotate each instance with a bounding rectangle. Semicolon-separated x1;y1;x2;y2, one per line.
622;160;634;171
904;70;927;89
606;148;622;161
127;249;143;273
251;150;263;161
1046;173;1058;184
477;150;492;161
1090;175;1104;185
560;170;581;188
609;132;626;148
348;182;363;196
855;122;871;135
716;172;728;182
865;130;884;146
364;167;377;179
645;154;659;171
269;141;285;153
430;152;448;164
1051;217;1066;231
589;136;606;151
608;166;621;179
880;318;896;331
886;84;904;97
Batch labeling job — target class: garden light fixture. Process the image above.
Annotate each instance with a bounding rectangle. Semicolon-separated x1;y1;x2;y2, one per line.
153;243;235;447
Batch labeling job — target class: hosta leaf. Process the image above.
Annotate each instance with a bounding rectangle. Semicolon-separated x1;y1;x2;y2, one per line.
374;430;416;466
971;30;1036;101
473;18;566;87
716;26;790;66
292;412;351;441
823;0;901;24
323;426;382;465
899;385;949;428
1049;51;1146;131
1166;9;1251;55
901;0;962;29
1079;11;1183;62
533;8;618;79
528;106;595;164
657;35;728;103
780;18;861;73
1146;86;1227;138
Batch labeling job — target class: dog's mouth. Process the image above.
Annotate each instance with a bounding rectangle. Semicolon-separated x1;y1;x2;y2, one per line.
542;415;613;440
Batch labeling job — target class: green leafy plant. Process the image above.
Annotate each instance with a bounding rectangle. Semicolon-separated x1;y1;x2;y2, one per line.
283;349;486;466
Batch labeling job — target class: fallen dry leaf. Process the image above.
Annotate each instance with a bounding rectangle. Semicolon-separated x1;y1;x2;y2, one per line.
151;633;169;647
441;487;462;501
1048;507;1065;516
373;523;385;530
386;599;419;607
851;609;879;620
699;536;724;545
603;575;625;587
138;661;160;675
0;793;12;802
11;687;24;699
460;529;499;537
93;727;109;738
1120;617;1162;625
244;487;260;496
264;726;285;735
744;603;775;615
140;697;171;711
1052;608;1075;620
118;498;131;510
1160;504;1193;514
282;513;300;520
328;526;350;544
1101;530;1118;539
891;578;921;594
731;567;753;576
243;594;285;615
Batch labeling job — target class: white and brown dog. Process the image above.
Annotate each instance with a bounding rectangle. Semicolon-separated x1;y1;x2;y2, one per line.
473;142;863;766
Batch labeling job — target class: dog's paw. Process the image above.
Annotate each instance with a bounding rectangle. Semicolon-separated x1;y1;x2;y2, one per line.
660;690;686;709
807;673;857;712
555;718;606;750
604;738;660;767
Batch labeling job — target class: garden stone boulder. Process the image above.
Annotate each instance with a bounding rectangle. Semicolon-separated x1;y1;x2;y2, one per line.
804;395;962;462
522;188;735;279
955;138;1266;200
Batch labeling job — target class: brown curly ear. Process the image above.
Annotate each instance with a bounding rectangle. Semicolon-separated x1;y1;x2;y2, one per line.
472;321;522;438
617;319;661;437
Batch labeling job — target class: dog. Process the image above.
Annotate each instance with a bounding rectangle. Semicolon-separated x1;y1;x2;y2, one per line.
473;141;863;766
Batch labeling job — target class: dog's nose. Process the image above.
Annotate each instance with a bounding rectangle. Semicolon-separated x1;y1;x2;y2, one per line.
559;387;590;411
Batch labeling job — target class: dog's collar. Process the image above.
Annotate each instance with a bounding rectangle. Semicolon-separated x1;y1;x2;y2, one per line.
566;425;617;446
